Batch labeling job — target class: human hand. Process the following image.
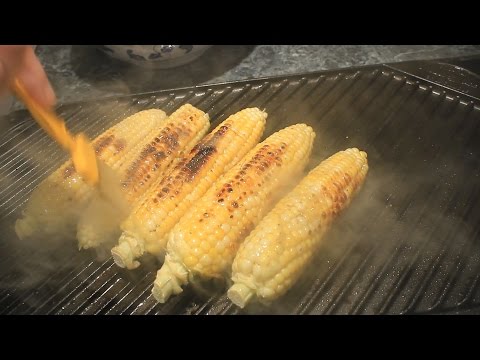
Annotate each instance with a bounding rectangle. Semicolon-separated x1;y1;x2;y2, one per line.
0;45;56;108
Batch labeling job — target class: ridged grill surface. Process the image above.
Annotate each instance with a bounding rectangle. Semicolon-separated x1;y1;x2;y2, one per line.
1;65;480;315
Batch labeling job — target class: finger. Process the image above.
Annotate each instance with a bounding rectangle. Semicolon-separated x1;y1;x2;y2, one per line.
16;47;56;108
0;45;28;73
0;46;26;97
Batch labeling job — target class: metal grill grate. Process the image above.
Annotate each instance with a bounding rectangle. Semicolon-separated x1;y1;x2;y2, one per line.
1;63;480;314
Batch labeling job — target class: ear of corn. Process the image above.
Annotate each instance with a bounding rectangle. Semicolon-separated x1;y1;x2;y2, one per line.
152;124;315;303
111;108;267;269
228;148;368;308
14;109;167;242
76;104;210;249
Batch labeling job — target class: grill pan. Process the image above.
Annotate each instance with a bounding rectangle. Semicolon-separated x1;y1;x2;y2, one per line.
1;57;480;315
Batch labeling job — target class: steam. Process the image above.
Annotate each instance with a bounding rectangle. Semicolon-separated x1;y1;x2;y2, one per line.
2;115;478;314
1;58;479;314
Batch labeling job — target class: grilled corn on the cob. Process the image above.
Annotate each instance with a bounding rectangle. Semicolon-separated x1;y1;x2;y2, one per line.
15;109;167;242
112;108;267;269
77;104;210;249
152;124;315;303
228;148;368;308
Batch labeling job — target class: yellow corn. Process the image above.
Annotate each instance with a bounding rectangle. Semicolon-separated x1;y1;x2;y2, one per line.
228;148;368;308
14;109;167;242
152;124;315;303
76;104;210;250
112;108;267;269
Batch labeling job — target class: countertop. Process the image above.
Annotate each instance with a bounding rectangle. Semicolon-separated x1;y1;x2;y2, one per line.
10;45;480;111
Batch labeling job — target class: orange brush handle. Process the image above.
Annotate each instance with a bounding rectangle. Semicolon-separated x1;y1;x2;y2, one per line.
11;78;73;149
11;77;99;186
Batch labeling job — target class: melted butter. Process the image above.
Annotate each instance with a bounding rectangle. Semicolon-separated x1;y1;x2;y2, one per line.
96;161;131;217
71;133;99;186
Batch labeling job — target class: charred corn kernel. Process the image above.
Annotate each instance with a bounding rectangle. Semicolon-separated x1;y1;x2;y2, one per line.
152;124;315;303
15;109;167;242
77;104;210;249
228;148;368;308
112;108;267;269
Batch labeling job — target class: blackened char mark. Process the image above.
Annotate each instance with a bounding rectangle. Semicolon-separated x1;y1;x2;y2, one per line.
217;143;285;212
113;139;127;154
123;144;159;188
155;124;229;199
94;134;115;155
185;146;217;181
123;125;185;191
190;124;229;154
184;124;230;181
161;133;179;150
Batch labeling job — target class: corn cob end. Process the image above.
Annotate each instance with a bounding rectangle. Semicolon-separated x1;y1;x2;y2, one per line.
152;255;189;303
227;283;254;308
111;232;145;269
